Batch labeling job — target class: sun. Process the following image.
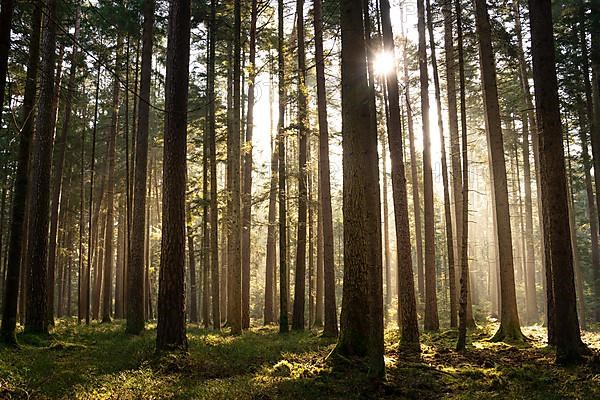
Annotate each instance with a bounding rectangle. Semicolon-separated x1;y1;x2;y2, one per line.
373;51;396;76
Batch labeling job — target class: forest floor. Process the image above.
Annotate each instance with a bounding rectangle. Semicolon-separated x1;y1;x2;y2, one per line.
1;320;600;399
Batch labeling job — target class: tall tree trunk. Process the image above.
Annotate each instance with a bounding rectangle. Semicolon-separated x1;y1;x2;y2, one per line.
127;0;154;335
336;0;385;377
292;0;308;332
156;0;190;351
455;0;470;351
101;37;122;323
313;0;337;336
417;0;438;332
208;0;220;331
474;0;523;342
427;0;456;329
278;0;288;334
48;8;80;325
241;0;257;330
24;0;59;334
0;1;41;344
528;0;588;363
443;1;462;329
400;11;424;305
201;124;210;328
380;0;419;348
115;199;125;319
226;0;242;335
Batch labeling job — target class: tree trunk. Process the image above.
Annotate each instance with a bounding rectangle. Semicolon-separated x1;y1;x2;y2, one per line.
292;0;308;332
336;0;384;377
474;0;523;342
417;0;438;332
264;71;277;325
208;0;220;331
528;0;587;363
187;205;198;324
0;1;41;344
101;36;122;323
456;0;470;351
127;0;154;335
24;0;59;335
156;0;190;351
226;0;242;335
380;0;419;348
427;0;456;330
313;0;337;337
278;0;288;334
241;0;257;330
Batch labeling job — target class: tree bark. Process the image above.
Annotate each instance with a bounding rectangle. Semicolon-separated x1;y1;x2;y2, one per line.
474;0;523;342
292;0;308;332
0;1;41;344
313;0;337;337
417;0;438;332
24;0;59;334
528;0;587;363
156;0;190;351
127;0;154;335
380;0;419;348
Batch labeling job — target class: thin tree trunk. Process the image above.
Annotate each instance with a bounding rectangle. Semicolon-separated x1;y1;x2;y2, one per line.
381;0;419;348
417;0;438;332
278;0;288;334
127;0;154;335
427;0;456;329
313;0;337;336
187;205;199;323
292;0;308;332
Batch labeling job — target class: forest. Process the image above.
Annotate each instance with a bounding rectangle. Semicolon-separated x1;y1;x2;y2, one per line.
0;0;600;398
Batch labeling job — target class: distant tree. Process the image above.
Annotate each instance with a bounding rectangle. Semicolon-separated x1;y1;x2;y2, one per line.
127;0;155;335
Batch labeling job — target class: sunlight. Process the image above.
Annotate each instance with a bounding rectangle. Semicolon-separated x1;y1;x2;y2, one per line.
373;51;396;76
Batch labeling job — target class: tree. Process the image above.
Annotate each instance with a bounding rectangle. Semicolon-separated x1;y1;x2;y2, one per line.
278;0;288;335
336;0;384;377
528;0;588;364
292;0;308;332
313;0;337;337
241;0;257;330
156;0;191;351
102;36;123;324
127;0;155;335
0;0;42;344
474;0;523;342
47;6;81;325
24;0;59;335
380;0;419;348
227;0;242;335
208;0;220;331
417;0;438;332
427;0;456;329
455;0;470;352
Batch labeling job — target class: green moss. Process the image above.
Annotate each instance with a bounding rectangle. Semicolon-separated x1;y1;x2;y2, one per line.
1;320;599;399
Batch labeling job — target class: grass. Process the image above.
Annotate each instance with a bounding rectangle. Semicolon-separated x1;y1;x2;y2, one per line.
1;319;600;399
